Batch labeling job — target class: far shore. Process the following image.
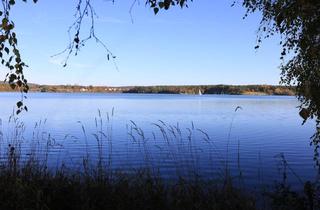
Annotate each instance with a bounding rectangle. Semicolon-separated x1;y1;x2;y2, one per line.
0;84;295;96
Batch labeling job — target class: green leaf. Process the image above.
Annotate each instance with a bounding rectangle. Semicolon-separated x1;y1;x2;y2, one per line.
17;101;23;108
9;83;16;89
164;0;170;10
158;2;164;8
2;18;8;27
74;37;80;44
9;74;16;82
154;7;159;15
4;47;9;54
180;0;185;7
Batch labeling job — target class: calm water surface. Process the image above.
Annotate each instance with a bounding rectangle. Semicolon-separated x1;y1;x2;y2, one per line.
0;92;317;188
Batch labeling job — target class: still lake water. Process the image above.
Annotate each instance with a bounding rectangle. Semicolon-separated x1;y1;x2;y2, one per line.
0;92;317;188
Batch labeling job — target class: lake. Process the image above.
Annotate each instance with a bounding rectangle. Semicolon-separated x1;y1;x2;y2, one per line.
0;92;317;189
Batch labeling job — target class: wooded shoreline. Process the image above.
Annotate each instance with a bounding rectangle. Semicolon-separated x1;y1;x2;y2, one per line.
0;83;295;96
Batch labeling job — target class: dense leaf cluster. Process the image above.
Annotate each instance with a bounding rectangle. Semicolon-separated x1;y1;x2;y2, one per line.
0;0;37;114
146;0;192;14
242;0;320;163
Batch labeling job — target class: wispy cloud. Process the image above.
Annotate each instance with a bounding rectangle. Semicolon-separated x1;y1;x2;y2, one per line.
145;18;193;25
95;16;127;24
48;57;93;69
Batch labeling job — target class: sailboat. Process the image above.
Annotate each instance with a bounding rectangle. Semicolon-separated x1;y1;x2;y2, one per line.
198;89;202;95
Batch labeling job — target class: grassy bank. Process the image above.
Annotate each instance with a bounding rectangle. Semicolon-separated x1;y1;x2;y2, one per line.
0;157;318;210
0;113;318;210
0;168;257;210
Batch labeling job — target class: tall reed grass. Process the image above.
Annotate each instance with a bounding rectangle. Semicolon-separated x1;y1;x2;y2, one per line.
0;110;318;210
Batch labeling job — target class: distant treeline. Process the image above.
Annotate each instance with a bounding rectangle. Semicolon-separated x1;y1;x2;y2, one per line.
123;85;295;95
0;83;295;96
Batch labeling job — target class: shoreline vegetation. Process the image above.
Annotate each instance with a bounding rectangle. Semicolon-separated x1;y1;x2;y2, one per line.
0;83;295;95
0;113;319;209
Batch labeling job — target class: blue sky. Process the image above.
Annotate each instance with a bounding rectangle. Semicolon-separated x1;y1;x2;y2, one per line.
1;0;283;86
